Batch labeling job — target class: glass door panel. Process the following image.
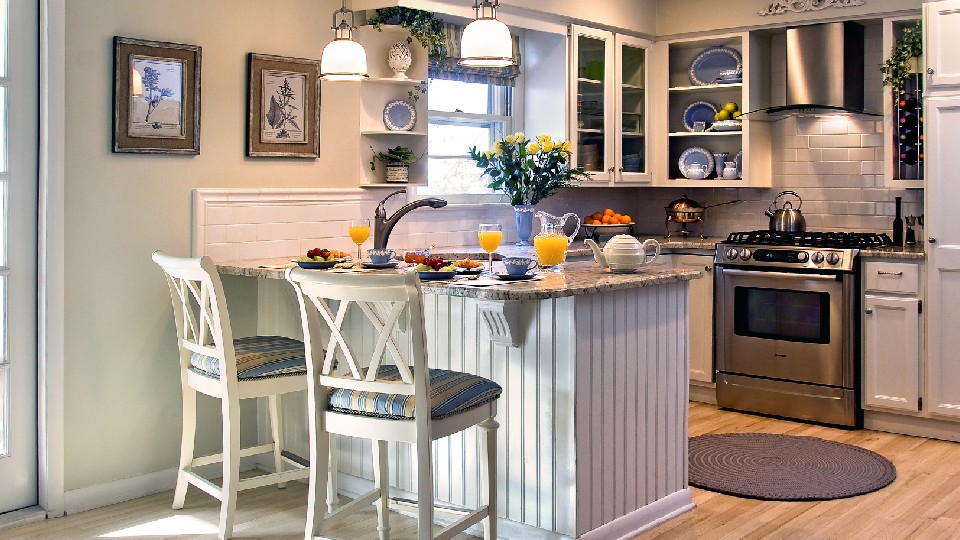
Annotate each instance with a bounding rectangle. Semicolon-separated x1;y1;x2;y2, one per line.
576;34;606;175
620;43;645;176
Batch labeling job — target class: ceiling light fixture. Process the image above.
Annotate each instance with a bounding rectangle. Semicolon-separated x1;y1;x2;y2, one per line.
460;0;514;68
320;0;368;81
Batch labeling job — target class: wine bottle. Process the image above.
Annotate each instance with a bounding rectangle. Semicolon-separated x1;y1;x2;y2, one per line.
899;113;919;130
893;196;904;246
901;148;919;164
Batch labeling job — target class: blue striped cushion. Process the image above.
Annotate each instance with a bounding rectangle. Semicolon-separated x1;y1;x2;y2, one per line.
189;336;306;381
327;365;501;419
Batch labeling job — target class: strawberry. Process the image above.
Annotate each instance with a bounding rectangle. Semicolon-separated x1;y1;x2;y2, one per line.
307;248;321;258
319;249;331;259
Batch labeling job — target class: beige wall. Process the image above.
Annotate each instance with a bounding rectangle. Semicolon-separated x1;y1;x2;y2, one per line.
656;0;921;36
62;0;353;491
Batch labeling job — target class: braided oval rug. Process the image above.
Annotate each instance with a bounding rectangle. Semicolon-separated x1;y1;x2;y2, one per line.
689;433;896;501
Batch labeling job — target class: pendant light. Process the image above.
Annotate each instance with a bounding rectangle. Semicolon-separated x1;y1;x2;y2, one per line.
320;0;368;81
460;0;514;68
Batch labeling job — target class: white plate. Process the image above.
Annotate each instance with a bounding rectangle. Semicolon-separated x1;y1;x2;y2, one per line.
383;100;416;131
689;46;742;86
678;147;714;179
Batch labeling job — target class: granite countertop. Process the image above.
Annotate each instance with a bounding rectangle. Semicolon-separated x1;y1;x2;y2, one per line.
430;235;724;261
215;259;701;301
859;243;925;260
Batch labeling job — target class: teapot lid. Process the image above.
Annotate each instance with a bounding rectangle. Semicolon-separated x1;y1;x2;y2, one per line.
665;194;703;210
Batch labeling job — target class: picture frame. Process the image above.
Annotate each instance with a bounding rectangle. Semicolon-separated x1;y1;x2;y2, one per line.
247;53;321;158
113;36;201;154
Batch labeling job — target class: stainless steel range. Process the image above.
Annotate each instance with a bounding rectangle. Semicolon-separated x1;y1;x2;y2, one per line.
714;230;892;427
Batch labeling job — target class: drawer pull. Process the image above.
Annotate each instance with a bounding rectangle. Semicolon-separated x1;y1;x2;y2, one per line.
877;271;904;276
865;308;873;315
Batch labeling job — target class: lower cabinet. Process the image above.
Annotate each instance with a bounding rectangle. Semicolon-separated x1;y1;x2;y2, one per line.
674;253;715;384
861;260;923;414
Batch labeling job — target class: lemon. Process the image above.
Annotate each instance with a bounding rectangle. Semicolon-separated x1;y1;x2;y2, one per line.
733;111;743;119
723;102;739;114
715;110;732;121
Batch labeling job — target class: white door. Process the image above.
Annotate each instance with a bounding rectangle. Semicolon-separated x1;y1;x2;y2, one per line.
925;95;960;418
862;295;920;413
0;0;39;513
925;0;960;89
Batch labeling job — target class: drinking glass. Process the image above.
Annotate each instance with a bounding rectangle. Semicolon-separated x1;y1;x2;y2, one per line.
478;223;502;275
349;218;371;261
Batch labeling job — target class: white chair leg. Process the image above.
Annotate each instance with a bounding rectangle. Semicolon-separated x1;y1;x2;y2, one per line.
416;439;434;540
268;394;287;488
305;428;330;540
372;439;390;540
173;385;197;510
219;397;241;540
479;417;500;540
327;434;339;513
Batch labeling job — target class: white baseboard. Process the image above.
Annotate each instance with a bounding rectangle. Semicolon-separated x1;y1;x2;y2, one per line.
579;489;695;540
689;382;717;404
0;506;47;532
865;409;960;443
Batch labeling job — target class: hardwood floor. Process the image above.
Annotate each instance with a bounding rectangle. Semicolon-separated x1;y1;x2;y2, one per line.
5;403;960;539
635;402;960;540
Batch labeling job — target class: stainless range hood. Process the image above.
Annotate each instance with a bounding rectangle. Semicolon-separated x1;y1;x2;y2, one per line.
761;22;877;116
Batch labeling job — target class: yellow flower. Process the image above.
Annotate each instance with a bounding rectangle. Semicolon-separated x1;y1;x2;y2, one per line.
485;149;494;159
515;131;525;142
504;134;516;144
527;142;541;154
562;140;573;152
493;144;504;155
542;140;555;152
537;134;551;143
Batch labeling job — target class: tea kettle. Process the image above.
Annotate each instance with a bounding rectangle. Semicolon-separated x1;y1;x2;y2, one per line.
585;235;660;273
765;191;807;232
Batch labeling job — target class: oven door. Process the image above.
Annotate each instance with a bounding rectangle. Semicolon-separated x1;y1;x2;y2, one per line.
717;267;852;388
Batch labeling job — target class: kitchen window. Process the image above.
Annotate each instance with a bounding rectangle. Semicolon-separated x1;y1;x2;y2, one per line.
422;78;514;196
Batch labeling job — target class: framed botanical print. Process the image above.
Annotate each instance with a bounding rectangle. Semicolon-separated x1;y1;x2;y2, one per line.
113;36;201;154
247;53;320;158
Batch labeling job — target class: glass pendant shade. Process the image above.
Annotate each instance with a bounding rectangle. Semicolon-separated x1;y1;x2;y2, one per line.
460;17;513;67
320;37;368;81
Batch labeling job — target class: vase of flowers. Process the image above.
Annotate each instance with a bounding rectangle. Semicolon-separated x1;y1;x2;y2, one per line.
469;132;589;245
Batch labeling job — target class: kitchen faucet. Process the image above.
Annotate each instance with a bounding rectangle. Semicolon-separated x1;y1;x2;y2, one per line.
373;189;447;249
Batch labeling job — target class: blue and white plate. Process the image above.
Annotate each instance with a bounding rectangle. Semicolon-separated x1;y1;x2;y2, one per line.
735;150;743;178
683;101;718;131
383;99;416;131
689;46;742;86
678;147;714;179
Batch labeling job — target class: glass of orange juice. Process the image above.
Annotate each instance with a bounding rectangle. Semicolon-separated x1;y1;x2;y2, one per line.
349;218;371;261
478;223;502;275
535;223;569;273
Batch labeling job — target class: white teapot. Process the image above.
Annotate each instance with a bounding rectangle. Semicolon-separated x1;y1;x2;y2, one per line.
585;235;661;273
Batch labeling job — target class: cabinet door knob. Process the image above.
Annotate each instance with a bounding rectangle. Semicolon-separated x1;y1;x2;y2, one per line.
865;308;873;315
705;265;712;272
929;237;937;244
608;167;615;173
928;67;935;75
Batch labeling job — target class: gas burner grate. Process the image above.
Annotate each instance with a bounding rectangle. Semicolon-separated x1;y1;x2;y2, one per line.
725;231;893;249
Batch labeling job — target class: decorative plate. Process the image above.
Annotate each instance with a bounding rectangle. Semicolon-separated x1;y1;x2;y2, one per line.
383;100;416;131
362;261;399;269
678;147;714;179
417;270;456;281
683;101;718;131
735;150;743;178
710;119;742;132
689;46;743;86
495;273;537;281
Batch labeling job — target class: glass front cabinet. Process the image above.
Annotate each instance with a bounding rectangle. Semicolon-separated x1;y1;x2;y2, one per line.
569;25;652;185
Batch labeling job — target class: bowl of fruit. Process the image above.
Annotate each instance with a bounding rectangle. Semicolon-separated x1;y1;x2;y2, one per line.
710;101;743;131
582;208;635;241
413;257;458;280
294;248;350;269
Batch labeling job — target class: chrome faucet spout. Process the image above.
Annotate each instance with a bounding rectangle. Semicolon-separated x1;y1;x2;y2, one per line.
372;189;448;249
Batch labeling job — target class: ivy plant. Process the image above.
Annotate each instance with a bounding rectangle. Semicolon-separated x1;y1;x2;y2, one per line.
880;20;923;95
366;7;446;67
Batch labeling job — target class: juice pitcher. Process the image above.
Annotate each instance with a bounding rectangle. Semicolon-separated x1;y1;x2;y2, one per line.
535;211;581;245
534;223;570;273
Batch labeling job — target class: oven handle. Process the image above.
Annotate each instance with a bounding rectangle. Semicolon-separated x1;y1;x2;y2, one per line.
719;268;842;281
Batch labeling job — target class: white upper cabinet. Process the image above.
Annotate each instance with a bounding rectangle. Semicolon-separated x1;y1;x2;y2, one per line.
568;25;653;185
925;0;960;90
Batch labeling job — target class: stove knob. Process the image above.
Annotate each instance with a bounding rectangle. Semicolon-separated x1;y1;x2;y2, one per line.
796;251;809;263
740;248;752;260
725;248;739;260
811;252;824;264
826;252;841;265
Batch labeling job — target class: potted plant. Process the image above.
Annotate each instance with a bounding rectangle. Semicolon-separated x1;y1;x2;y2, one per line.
469;133;590;244
370;145;423;183
880;20;923;95
365;7;446;67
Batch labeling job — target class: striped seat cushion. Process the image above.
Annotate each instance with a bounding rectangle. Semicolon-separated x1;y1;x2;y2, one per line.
189;335;307;381
327;365;501;420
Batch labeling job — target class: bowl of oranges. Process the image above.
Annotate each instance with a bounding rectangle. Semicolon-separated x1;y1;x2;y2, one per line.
582;208;634;241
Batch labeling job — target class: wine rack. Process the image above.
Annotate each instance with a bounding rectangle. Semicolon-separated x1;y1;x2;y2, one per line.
894;73;924;181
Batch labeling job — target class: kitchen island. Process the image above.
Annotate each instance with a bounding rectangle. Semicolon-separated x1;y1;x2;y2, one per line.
217;259;700;539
